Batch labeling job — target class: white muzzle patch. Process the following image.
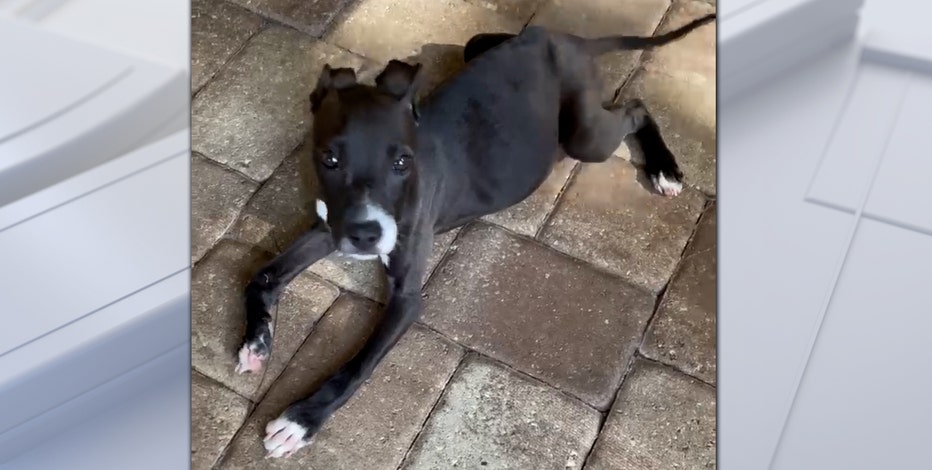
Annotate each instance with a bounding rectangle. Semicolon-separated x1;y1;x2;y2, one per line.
329;200;398;260
363;203;398;256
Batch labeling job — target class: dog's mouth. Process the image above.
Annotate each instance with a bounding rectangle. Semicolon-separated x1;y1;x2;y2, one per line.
337;238;382;259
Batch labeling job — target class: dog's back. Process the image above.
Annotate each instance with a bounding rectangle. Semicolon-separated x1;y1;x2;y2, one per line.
421;27;566;228
421;16;715;228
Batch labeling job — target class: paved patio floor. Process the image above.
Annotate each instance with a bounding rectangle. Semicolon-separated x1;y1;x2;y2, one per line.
190;0;716;468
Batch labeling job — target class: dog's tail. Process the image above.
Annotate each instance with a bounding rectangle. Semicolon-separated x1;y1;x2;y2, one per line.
584;13;716;56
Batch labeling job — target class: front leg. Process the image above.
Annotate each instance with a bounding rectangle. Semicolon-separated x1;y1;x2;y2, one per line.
262;233;430;458
235;221;335;374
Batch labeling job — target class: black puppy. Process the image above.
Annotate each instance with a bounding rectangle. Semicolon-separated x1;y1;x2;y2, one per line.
236;14;715;458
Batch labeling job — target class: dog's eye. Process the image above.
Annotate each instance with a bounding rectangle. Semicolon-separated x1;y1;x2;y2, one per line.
392;155;410;172
321;151;339;169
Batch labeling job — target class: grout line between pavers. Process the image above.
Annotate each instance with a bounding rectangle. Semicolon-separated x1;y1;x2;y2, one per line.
677;243;714;266
193;149;265;186
478;219;662;297
412;319;605;414
193;367;255;405
189;155;263;267
197;1;370;104
579;184;701;459
468;348;605;413
208;139;305;249
247;288;347;405
191;22;275;184
577;350;715;469
578;345;639;469
194;367;261;470
422;223;474;293
577;332;665;468
226;4;307;36
192;237;270;272
579;195;709;469
636;197;710;354
533;159;581;240
208;392;258;470
634;351;716;389
208;291;347;469
209;399;259;470
520;0;542;30
630;199;709;379
609;0;676;105
219;0;354;39
394;350;469;469
192;18;269;101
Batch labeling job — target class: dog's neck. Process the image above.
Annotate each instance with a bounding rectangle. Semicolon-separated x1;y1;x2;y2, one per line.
409;127;472;234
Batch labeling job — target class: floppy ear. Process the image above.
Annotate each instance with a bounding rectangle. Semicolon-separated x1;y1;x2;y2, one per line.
309;64;358;113
375;60;423;100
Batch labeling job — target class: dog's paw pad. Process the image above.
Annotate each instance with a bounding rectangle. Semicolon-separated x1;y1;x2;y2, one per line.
652;172;683;197
264;416;311;458
234;343;267;374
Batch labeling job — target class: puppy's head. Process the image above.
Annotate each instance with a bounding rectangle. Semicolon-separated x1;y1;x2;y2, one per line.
309;60;423;259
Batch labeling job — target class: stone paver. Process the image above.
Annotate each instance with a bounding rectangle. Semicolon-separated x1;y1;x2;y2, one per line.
192;240;340;400
531;0;670;102
191;153;259;263
229;0;351;36
422;222;655;408
464;0;544;23
540;157;705;293
192;26;376;181
219;295;463;470
225;148;318;254
585;359;716;470
620;0;717;194
402;356;601;470
191;371;252;470
483;157;577;237
326;0;524;92
327;0;523;62
191;0;263;93
642;203;716;384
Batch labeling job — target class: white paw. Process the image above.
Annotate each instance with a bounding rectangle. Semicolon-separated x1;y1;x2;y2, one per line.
234;343;266;374
315;199;328;222
652;172;683;197
264;416;310;458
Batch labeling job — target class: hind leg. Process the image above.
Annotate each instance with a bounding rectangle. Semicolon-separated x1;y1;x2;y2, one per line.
561;93;683;196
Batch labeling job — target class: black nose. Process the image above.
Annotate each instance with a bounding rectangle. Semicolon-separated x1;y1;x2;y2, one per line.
345;220;382;251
